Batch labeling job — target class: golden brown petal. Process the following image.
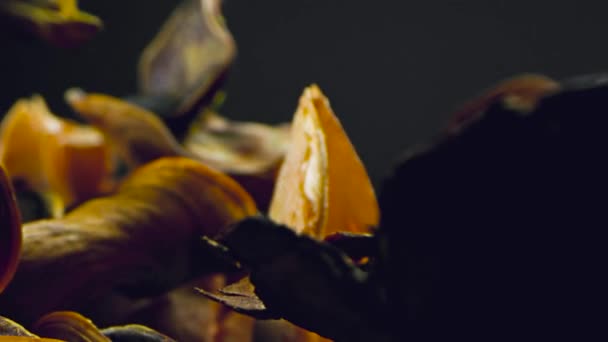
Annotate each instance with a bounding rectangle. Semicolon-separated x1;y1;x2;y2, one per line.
65;89;185;167
268;85;379;239
66;90;289;210
0;165;21;294
0;157;257;324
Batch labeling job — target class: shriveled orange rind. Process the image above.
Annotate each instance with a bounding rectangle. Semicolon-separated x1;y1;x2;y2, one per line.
269;84;379;239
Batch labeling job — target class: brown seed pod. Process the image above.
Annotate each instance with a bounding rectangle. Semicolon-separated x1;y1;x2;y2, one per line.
0;165;21;294
0;157;257;324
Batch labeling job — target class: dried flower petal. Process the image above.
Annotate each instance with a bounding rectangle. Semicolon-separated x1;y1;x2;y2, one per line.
0;0;102;47
138;0;236;117
66;90;289;210
269;85;379;239
0;157;257;324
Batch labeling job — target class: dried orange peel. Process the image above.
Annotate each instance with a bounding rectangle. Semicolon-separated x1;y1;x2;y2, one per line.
269;84;379;239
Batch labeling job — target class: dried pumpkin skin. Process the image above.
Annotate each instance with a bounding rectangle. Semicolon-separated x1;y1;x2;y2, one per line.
0;166;21;294
0;96;113;217
269;84;379;239
0;157;257;325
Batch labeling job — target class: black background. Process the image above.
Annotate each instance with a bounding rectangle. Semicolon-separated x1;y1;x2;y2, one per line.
2;0;608;186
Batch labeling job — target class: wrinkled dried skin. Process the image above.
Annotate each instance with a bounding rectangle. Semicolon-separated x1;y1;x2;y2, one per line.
269;85;379;239
0;96;113;217
447;74;560;133
0;166;21;294
0;0;102;47
138;0;236;116
0;157;257;324
67;90;289;210
32;311;110;342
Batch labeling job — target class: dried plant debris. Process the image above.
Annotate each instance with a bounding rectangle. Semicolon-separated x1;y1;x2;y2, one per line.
269;85;379;239
66;89;289;210
377;73;608;340
0;95;113;218
138;0;236;118
203;217;388;342
126;275;254;342
1;312;172;342
0;0;102;47
0;166;22;294
0;157;257;324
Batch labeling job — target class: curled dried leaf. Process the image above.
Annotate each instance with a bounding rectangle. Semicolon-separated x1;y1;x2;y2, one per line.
0;0;102;47
206;216;386;341
0;96;113;217
0;157;257;324
0;166;21;294
269;85;379;239
32;311;110;342
138;0;236;117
